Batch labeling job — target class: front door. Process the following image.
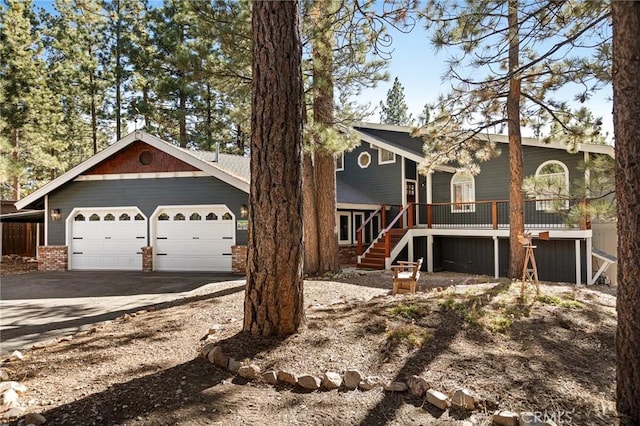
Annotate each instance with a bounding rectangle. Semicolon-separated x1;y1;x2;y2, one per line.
405;180;417;227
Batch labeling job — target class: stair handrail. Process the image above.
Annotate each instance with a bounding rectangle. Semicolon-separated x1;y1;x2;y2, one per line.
356;204;385;255
383;203;413;257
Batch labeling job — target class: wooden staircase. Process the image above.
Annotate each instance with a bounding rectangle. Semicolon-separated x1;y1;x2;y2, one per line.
357;228;407;269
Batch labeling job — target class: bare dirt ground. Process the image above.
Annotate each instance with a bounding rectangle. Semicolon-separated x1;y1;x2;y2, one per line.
0;269;617;425
0;256;38;276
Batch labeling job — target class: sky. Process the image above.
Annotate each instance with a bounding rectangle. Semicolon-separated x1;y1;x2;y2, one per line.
358;14;614;143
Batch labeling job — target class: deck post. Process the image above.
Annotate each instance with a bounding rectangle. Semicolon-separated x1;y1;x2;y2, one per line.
385;232;391;258
493;236;499;279
427;204;432;229
575;239;581;285
492;202;498;230
586;236;593;284
381;204;386;229
357;230;363;256
427;235;434;272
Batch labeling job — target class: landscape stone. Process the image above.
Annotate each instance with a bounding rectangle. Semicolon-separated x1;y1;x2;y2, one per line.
0;381;27;394
358;376;383;391
321;372;342;390
9;351;23;361
0;406;25;419
199;342;217;359
24;412;47;425
407;375;429;397
493;410;519;426
0;388;19;411
238;364;261;380
298;375;321;390
227;358;242;373
0;369;8;381
207;347;229;368
262;371;278;385
277;371;298;385
383;381;408;392
426;389;449;410
451;388;475;409
343;370;362;389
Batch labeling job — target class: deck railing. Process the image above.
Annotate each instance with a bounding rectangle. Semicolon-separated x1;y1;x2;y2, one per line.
422;198;591;230
355;198;590;257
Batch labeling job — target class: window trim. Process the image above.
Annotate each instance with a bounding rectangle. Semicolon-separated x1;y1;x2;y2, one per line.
377;148;396;165
335;152;344;171
337;212;352;245
357;152;371;169
450;171;476;213
534;160;569;211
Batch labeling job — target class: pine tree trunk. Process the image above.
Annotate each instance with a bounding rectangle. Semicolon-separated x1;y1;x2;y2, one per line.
115;0;122;140
312;0;340;274
303;152;320;274
179;89;187;148
11;128;20;201
613;2;640;424
244;0;304;336
507;0;525;278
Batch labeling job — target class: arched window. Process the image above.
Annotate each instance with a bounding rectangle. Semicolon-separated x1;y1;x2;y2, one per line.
74;214;85;221
89;213;100;221
534;160;569;210
450;172;475;212
104;213;115;221
174;213;185;221
222;212;232;220
158;213;170;221
119;213;131;221
206;213;218;221
190;213;202;221
134;213;145;221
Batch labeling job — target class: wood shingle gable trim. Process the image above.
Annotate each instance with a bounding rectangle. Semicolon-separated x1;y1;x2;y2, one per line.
16;131;250;211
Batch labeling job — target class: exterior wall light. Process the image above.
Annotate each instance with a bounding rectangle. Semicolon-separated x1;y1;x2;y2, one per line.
51;209;61;221
240;204;248;219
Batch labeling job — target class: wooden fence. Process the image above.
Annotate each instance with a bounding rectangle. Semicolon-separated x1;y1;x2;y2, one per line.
1;222;43;257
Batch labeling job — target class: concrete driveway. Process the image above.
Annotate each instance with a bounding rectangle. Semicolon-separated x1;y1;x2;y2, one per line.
0;271;245;356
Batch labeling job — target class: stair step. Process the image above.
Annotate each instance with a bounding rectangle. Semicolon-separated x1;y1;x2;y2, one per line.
357;262;384;270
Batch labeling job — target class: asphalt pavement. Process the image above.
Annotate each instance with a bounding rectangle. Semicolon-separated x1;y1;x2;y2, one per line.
0;271;245;356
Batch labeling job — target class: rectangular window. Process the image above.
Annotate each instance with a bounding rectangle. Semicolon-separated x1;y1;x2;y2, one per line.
338;213;351;244
451;172;475;213
335;153;344;171
353;212;364;244
378;148;396;164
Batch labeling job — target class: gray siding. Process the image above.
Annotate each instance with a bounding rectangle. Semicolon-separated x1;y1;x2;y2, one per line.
48;177;249;245
338;143;403;205
431;236;587;283
433;145;585;202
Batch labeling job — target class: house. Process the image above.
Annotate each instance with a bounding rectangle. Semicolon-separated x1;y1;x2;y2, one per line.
14;125;615;284
337;123;616;285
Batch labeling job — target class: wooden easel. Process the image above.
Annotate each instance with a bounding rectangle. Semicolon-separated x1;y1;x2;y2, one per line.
518;232;548;298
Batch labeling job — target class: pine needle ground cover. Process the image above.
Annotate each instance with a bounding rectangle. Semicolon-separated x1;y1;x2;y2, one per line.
3;272;616;425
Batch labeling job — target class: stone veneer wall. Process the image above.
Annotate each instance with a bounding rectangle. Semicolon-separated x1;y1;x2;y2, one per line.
232;245;248;275
142;247;153;272
38;246;68;271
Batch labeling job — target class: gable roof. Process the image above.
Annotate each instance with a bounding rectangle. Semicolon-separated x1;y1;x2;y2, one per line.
354;122;615;159
16;131;251;210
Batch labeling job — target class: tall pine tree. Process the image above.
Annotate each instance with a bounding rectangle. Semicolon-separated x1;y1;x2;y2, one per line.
379;76;412;125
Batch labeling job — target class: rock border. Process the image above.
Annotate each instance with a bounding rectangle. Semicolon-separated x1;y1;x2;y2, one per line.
198;343;558;425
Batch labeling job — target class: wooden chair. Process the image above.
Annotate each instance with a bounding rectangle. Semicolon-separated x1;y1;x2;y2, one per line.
391;258;423;295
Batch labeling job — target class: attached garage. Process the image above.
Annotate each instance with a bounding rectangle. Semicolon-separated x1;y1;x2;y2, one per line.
152;205;235;271
67;207;147;270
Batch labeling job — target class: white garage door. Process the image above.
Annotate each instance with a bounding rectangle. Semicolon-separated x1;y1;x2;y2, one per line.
70;207;147;270
153;205;235;271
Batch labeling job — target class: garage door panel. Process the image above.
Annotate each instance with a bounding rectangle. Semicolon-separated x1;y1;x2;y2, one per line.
153;205;235;271
70;208;146;271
